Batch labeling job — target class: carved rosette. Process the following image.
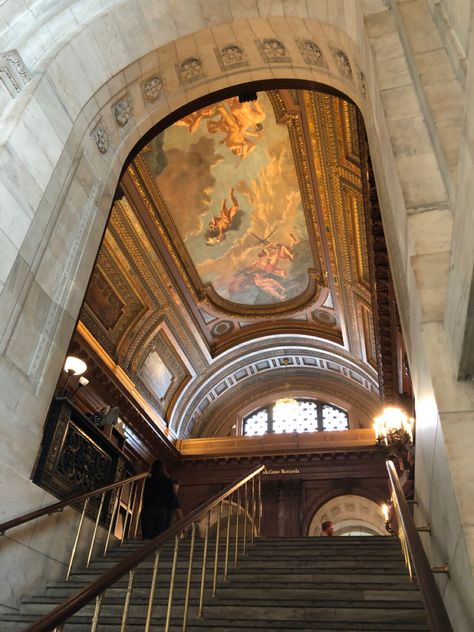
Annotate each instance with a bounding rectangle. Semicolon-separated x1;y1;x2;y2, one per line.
256;38;291;64
215;44;247;71
92;122;110;154
296;39;327;68
113;93;133;127
178;57;205;84
143;75;163;102
331;47;353;80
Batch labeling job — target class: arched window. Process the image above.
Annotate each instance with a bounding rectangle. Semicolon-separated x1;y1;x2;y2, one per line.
243;399;349;436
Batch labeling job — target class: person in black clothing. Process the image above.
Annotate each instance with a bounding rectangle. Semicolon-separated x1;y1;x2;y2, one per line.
140;459;176;539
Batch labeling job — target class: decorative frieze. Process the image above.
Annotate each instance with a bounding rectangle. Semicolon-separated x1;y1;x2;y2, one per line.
0;49;31;98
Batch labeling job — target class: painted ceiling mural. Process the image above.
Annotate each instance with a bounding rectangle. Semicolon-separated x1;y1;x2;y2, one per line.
142;93;314;306
72;88;385;439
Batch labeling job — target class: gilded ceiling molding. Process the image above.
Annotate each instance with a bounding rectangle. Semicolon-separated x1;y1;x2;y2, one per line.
204;379;380;438
172;337;379;438
109;198;208;372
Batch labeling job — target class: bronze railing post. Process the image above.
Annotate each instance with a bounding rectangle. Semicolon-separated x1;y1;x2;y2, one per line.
250;476;255;546
144;549;160;632
198;510;211;616
182;522;196;632
212;502;222;596
104;487;120;556
164;535;180;632
89;592;103;632
223;497;232;581
120;568;135;631
234;487;241;568
86;492;105;568
242;482;248;557
66;497;90;580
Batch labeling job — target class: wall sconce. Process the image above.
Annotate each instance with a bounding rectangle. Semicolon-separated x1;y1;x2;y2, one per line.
61;356;87;396
71;375;89;399
373;406;414;466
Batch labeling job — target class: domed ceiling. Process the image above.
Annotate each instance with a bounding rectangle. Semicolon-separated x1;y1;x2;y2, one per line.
72;87;387;437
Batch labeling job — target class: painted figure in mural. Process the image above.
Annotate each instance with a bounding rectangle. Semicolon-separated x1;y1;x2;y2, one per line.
250;233;298;278
174;105;217;133
253;273;287;301
206;97;266;159
206;188;241;245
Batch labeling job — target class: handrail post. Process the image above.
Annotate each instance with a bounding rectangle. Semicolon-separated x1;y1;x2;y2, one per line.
243;482;248;557
234;487;241;568
164;535;180;632
120;568;135;631
250;476;255;546
223;496;232;581
86;492;105;568
120;481;135;545
212;501;222;596
104;487;120;556
198;509;211;616
144;549;160;632
90;592;103;632
182;522;196;632
66;497;89;580
258;471;262;537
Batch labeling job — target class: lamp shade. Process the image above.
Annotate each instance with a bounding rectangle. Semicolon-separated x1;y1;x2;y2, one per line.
64;356;87;376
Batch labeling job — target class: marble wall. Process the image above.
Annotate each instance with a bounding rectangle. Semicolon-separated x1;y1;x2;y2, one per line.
0;0;473;627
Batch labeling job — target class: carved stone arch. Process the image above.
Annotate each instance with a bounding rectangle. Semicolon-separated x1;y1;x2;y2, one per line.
301;487;385;536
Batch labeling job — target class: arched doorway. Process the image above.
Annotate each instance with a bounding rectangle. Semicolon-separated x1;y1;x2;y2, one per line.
307;494;386;536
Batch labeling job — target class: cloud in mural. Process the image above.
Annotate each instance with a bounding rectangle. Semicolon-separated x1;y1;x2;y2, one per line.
197;142;308;302
156;136;223;239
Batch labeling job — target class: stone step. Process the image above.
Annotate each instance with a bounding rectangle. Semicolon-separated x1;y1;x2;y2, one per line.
0;614;430;632
25;584;424;609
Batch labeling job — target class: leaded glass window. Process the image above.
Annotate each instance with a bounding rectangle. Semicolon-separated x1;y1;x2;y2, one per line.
243;399;348;436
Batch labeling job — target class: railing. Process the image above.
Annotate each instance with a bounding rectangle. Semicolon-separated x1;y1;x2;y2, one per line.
23;464;264;632
0;472;149;579
386;460;453;632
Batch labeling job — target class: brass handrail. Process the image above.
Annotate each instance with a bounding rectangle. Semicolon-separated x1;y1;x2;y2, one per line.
24;464;264;632
386;460;453;632
0;472;149;535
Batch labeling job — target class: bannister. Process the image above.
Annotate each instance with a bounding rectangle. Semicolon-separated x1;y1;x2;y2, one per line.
0;472;149;535
1;471;150;581
386;460;453;632
24;464;265;632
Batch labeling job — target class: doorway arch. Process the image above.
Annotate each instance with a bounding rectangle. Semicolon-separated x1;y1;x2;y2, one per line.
307;494;386;536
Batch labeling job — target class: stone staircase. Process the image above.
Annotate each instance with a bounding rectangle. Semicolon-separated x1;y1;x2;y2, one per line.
2;536;430;631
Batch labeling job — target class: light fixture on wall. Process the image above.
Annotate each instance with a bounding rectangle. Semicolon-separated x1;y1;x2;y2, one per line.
373;406;414;466
71;375;89;399
61;356;87;397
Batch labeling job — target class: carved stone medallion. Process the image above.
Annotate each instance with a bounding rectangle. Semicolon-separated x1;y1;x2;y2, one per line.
92;122;110;154
256;38;291;64
113;93;133;127
331;47;353;79
143;75;163;102
178;57;205;84
296;39;327;68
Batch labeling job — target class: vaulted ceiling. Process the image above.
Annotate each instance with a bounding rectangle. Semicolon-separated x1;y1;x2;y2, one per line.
73;87;386;438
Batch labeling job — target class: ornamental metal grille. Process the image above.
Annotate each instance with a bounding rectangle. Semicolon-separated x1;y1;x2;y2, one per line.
243;399;348;436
